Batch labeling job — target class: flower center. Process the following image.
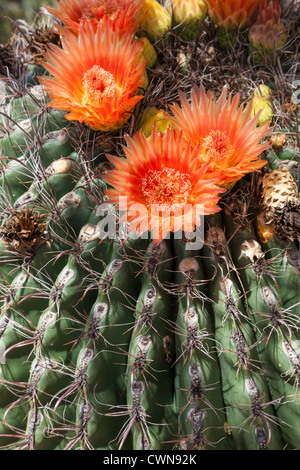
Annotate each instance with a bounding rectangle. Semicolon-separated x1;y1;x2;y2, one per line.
82;0;121;22
201;130;233;169
141;166;192;207
82;65;117;107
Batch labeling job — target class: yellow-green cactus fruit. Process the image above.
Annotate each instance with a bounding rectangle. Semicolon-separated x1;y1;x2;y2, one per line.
254;84;273;99
137;36;158;68
138;0;172;43
139;107;174;137
251;85;273;125
167;0;208;41
138;69;149;95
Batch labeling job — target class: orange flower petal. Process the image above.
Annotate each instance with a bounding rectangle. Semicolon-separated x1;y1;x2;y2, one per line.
169;85;270;187
103;126;224;243
47;0;145;36
39;20;146;131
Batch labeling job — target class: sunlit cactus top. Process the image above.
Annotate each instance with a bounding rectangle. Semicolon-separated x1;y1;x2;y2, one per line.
205;0;261;29
47;0;146;35
249;0;287;53
104;127;225;243
38;20;146;131
169;85;270;187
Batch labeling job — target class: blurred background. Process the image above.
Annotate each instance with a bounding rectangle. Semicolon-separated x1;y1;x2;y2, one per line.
0;0;55;43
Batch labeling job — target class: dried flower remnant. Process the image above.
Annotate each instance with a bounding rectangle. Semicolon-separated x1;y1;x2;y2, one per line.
0;208;49;254
38;20;146;131
25;27;62;65
261;168;300;240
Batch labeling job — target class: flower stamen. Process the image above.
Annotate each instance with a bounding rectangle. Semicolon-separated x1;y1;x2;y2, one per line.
201;130;233;169
141;166;192;208
82;65;117;107
82;0;121;22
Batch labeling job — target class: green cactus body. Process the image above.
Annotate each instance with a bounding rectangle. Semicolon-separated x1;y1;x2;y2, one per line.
222;211;300;449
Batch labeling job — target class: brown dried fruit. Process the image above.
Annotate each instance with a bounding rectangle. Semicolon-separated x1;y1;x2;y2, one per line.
0;208;49;254
261;169;300;240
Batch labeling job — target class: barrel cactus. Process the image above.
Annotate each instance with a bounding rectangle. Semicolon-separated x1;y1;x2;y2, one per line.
0;0;299;452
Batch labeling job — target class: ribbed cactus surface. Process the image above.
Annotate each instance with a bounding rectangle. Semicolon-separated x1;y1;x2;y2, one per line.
0;0;300;452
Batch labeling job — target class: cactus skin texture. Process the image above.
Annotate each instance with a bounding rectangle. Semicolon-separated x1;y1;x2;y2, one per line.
0;81;300;452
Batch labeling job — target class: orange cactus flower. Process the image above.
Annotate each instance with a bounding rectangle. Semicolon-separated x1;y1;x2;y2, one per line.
38;20;146;131
104;127;224;243
169;86;270;187
47;0;145;36
205;0;261;30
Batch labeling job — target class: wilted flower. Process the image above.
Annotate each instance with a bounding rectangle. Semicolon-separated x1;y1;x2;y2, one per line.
104;127;224;242
169;85;270;187
39;20;146;131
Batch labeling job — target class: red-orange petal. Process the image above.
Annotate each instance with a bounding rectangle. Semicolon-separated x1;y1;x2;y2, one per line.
39;19;146;131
